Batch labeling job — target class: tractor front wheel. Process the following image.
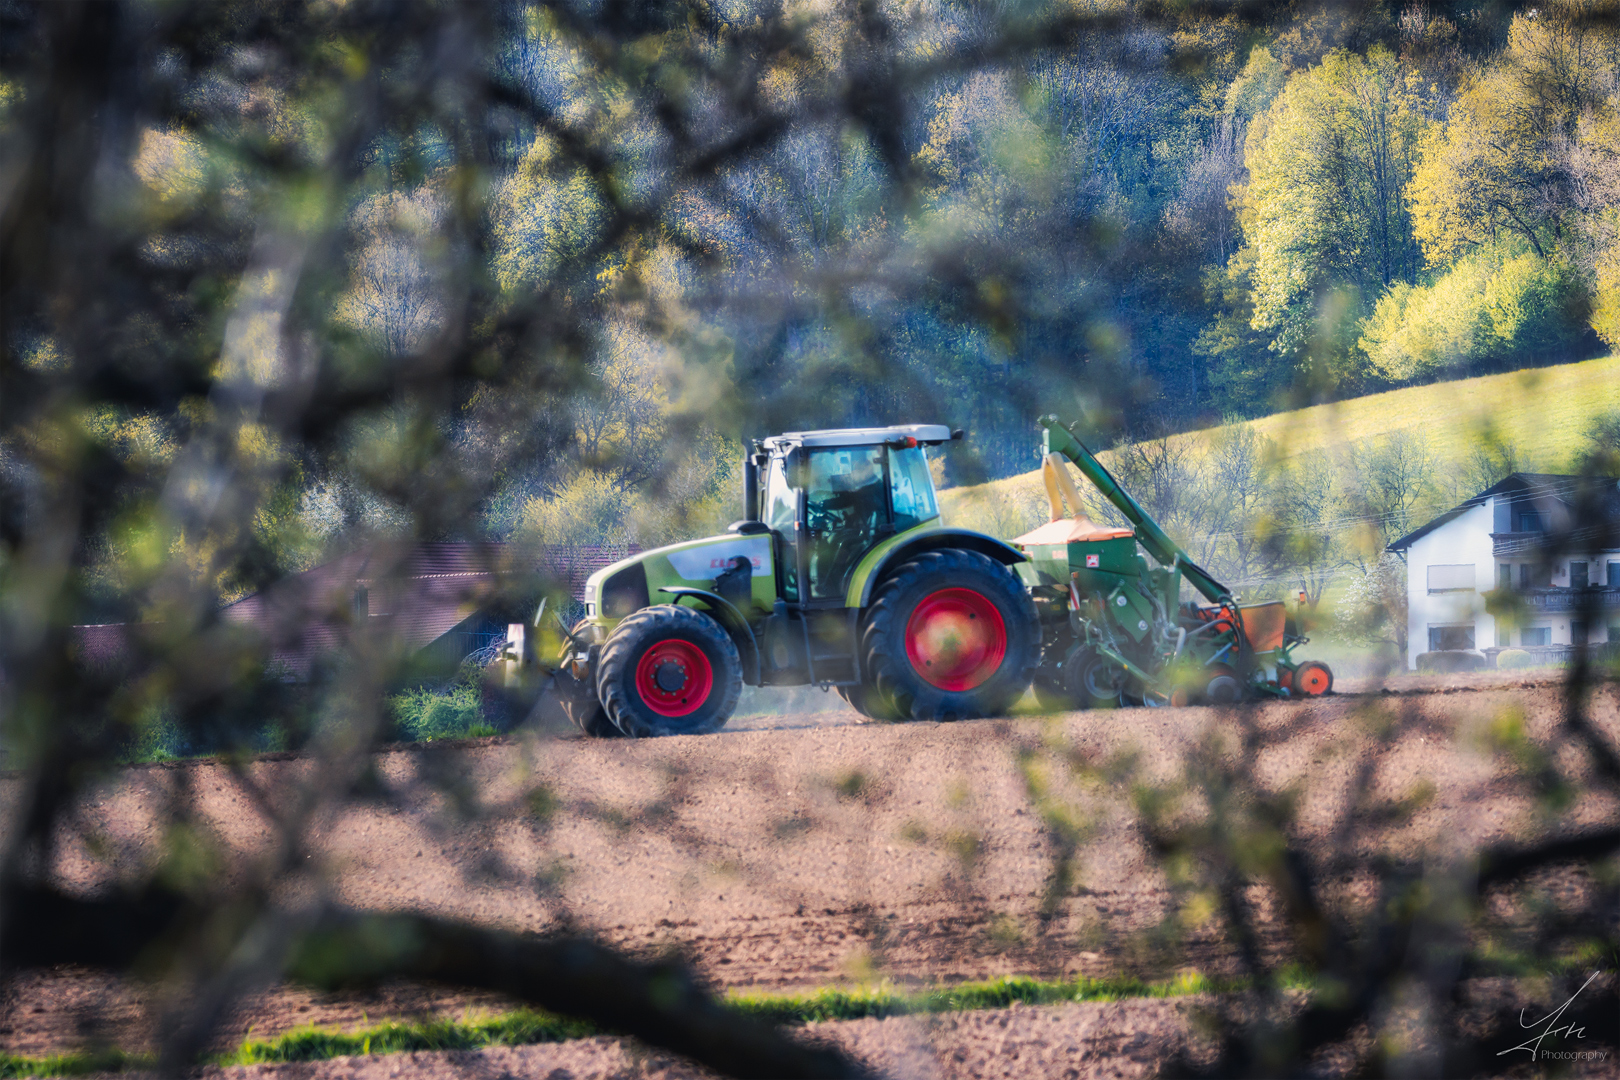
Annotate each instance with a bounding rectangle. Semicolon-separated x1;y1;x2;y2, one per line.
598;605;743;737
558;620;620;738
859;550;1038;722
836;682;898;722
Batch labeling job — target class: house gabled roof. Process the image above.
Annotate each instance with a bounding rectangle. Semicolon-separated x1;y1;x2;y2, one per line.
1387;472;1620;553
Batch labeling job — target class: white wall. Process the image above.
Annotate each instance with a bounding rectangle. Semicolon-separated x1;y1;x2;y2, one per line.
1405;502;1495;669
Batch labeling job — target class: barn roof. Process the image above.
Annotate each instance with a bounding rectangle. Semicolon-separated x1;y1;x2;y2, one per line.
71;542;634;678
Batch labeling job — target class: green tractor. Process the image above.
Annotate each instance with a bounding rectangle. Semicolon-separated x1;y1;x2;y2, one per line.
552;425;1041;736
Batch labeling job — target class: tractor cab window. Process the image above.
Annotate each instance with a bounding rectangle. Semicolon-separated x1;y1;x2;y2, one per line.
806;446;888;600
888;445;938;531
763;456;799;601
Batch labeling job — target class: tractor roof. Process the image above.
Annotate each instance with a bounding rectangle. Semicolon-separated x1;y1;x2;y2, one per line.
761;424;953;450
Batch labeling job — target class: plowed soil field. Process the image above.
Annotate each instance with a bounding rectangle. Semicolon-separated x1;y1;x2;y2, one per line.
3;672;1617;1077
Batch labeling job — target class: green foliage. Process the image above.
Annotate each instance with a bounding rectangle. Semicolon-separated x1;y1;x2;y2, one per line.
389;675;493;743
220;1011;595;1066
1408;8;1613;265
1237;47;1431;360
123;706;187;763
1496;648;1534;669
729;972;1221;1026
490;135;605;295
0;1049;150;1078
518;470;631;548
518;430;740;550
1360;243;1590;381
1223;46;1286;122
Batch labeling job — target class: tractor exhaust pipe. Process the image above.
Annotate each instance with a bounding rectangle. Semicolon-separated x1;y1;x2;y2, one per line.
743;446;762;523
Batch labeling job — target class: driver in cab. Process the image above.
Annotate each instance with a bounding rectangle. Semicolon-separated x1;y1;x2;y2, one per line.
806;448;886;598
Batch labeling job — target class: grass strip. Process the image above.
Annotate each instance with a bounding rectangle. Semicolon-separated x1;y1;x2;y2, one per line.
0;1049;151;1078
217;1010;596;1065
0;972;1218;1077
729;970;1220;1025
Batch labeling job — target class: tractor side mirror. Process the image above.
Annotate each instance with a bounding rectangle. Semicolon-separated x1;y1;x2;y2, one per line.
784;446;809;488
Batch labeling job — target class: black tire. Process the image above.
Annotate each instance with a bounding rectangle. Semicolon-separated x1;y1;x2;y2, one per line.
557;620;620;738
858;549;1039;722
1201;663;1243;705
1069;646;1126;708
836;682;899;722
1031;643;1086;712
598;604;743;737
556;667;621;737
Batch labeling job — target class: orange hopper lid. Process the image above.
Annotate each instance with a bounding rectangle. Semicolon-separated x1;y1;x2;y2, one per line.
1013;518;1134;547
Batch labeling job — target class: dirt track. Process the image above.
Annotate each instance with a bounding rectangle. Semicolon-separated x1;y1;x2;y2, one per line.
3;674;1617;1073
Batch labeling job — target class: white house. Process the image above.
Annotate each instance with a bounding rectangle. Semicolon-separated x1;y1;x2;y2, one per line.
1388;473;1620;669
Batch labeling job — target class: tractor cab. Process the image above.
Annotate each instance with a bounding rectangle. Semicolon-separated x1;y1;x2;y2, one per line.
755;425;953;605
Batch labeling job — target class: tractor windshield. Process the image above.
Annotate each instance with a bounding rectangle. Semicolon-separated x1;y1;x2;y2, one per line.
805;446;886;599
888;445;938;530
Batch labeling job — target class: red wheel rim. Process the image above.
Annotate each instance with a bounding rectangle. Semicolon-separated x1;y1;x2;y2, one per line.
633;638;714;717
904;588;1007;691
1298;664;1330;696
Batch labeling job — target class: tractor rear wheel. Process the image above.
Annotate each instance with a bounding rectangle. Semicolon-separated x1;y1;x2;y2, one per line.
858;550;1038;722
598;605;743;737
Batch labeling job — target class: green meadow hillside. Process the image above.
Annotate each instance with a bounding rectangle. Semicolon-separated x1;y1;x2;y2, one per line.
941;354;1620;543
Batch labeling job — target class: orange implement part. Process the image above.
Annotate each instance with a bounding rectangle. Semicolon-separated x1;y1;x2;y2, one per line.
1294;661;1333;696
1239;601;1287;653
1012;518;1134;546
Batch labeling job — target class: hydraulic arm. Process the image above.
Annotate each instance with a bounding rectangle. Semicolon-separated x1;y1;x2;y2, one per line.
1036;415;1233;606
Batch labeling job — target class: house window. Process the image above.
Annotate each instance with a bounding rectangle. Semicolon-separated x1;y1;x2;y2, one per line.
1516;511;1546;532
1572;621;1588;646
1609;625;1620;643
1498;564;1512;590
1608;561;1619;587
1427;564;1475;593
1521;626;1551;646
1428;625;1475;651
1519;563;1551;588
1571;561;1589;588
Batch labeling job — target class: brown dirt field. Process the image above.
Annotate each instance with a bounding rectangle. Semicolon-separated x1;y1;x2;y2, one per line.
2;674;1616;1072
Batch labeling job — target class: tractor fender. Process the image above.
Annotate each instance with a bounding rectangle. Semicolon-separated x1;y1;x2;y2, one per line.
847;527;1028;609
657;587;762;686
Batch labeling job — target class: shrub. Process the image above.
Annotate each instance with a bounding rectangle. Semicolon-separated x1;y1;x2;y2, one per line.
1415;650;1485;673
1360;243;1589;382
1496;648;1534;669
389;679;494;742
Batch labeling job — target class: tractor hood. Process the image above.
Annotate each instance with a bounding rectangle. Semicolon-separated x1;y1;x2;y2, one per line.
582;532;776;623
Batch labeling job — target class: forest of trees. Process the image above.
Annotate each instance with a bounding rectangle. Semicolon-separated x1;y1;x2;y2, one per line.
12;0;1620;603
